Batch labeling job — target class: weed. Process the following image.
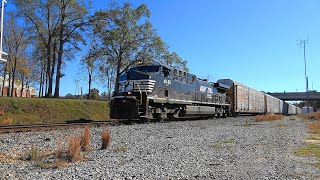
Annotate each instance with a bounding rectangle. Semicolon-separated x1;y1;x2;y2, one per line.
296;144;320;158
307;135;320;140
275;123;288;127
101;127;111;149
211;143;221;149
67;135;82;162
113;146;128;153
0;110;5;116
222;139;235;144
255;114;284;122
289;117;296;121
0;118;12;125
81;127;90;152
27;146;41;161
308;120;320;134
303;112;320;120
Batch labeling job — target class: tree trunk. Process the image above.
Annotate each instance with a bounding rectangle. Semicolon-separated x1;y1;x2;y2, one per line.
114;57;122;94
20;76;25;97
54;2;66;98
46;40;52;97
48;39;57;97
39;64;44;97
11;57;18;97
8;72;11;97
1;62;7;96
88;72;92;99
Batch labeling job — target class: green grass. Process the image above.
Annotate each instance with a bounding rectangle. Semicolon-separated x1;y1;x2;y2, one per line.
222;139;236;144
296;144;320;158
0;97;109;124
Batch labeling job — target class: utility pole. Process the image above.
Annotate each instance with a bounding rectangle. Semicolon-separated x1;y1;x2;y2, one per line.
0;0;7;62
298;38;309;113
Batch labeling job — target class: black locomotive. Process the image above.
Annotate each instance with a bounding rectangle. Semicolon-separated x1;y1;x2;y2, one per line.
110;61;231;120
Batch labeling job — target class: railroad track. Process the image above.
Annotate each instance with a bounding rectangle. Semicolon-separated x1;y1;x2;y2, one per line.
0;121;118;134
0;116;230;134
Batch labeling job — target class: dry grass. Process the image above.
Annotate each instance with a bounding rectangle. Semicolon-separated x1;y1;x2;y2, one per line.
308;120;320;134
113;146;128;153
101;127;111;149
81;127;91;152
0;110;5;116
55;140;64;160
27;146;42;161
275;123;288;128
255;114;284;122
67;135;82;162
0;118;13;125
303;112;320;120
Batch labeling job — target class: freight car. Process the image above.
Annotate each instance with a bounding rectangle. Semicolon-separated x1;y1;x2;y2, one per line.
217;79;301;116
110;61;231;120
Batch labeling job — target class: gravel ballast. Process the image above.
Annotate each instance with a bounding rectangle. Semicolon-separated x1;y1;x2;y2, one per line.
0;117;319;179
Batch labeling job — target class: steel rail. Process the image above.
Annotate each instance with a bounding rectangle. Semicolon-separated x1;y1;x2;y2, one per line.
0;121;116;134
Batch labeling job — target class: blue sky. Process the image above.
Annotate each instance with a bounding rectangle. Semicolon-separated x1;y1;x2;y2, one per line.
7;0;320;96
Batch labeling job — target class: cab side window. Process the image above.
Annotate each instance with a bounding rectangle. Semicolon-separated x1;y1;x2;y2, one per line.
162;67;170;77
173;69;178;80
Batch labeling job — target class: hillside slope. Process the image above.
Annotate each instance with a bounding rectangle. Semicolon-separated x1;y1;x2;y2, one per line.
0;97;109;124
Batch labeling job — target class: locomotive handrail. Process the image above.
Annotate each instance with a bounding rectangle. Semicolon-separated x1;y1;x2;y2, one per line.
136;83;143;105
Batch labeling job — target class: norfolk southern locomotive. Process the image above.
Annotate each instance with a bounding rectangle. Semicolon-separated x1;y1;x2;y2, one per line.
110;61;231;120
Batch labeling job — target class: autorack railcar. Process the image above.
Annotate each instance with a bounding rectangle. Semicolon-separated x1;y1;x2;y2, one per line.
217;79;301;116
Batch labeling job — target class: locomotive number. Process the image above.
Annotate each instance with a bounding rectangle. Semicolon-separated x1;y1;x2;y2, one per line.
164;79;171;85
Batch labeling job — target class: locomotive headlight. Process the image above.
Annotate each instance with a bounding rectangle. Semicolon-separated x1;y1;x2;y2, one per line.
128;91;132;95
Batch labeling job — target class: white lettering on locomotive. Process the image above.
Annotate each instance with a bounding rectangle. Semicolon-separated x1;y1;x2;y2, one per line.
164;79;171;85
200;86;213;93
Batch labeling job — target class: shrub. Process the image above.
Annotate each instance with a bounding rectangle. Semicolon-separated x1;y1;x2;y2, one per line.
81;127;91;152
101;127;111;149
67;135;82;162
0;118;12;125
255;114;284;122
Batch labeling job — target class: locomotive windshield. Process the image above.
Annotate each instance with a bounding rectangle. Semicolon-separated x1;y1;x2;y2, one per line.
131;65;160;73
